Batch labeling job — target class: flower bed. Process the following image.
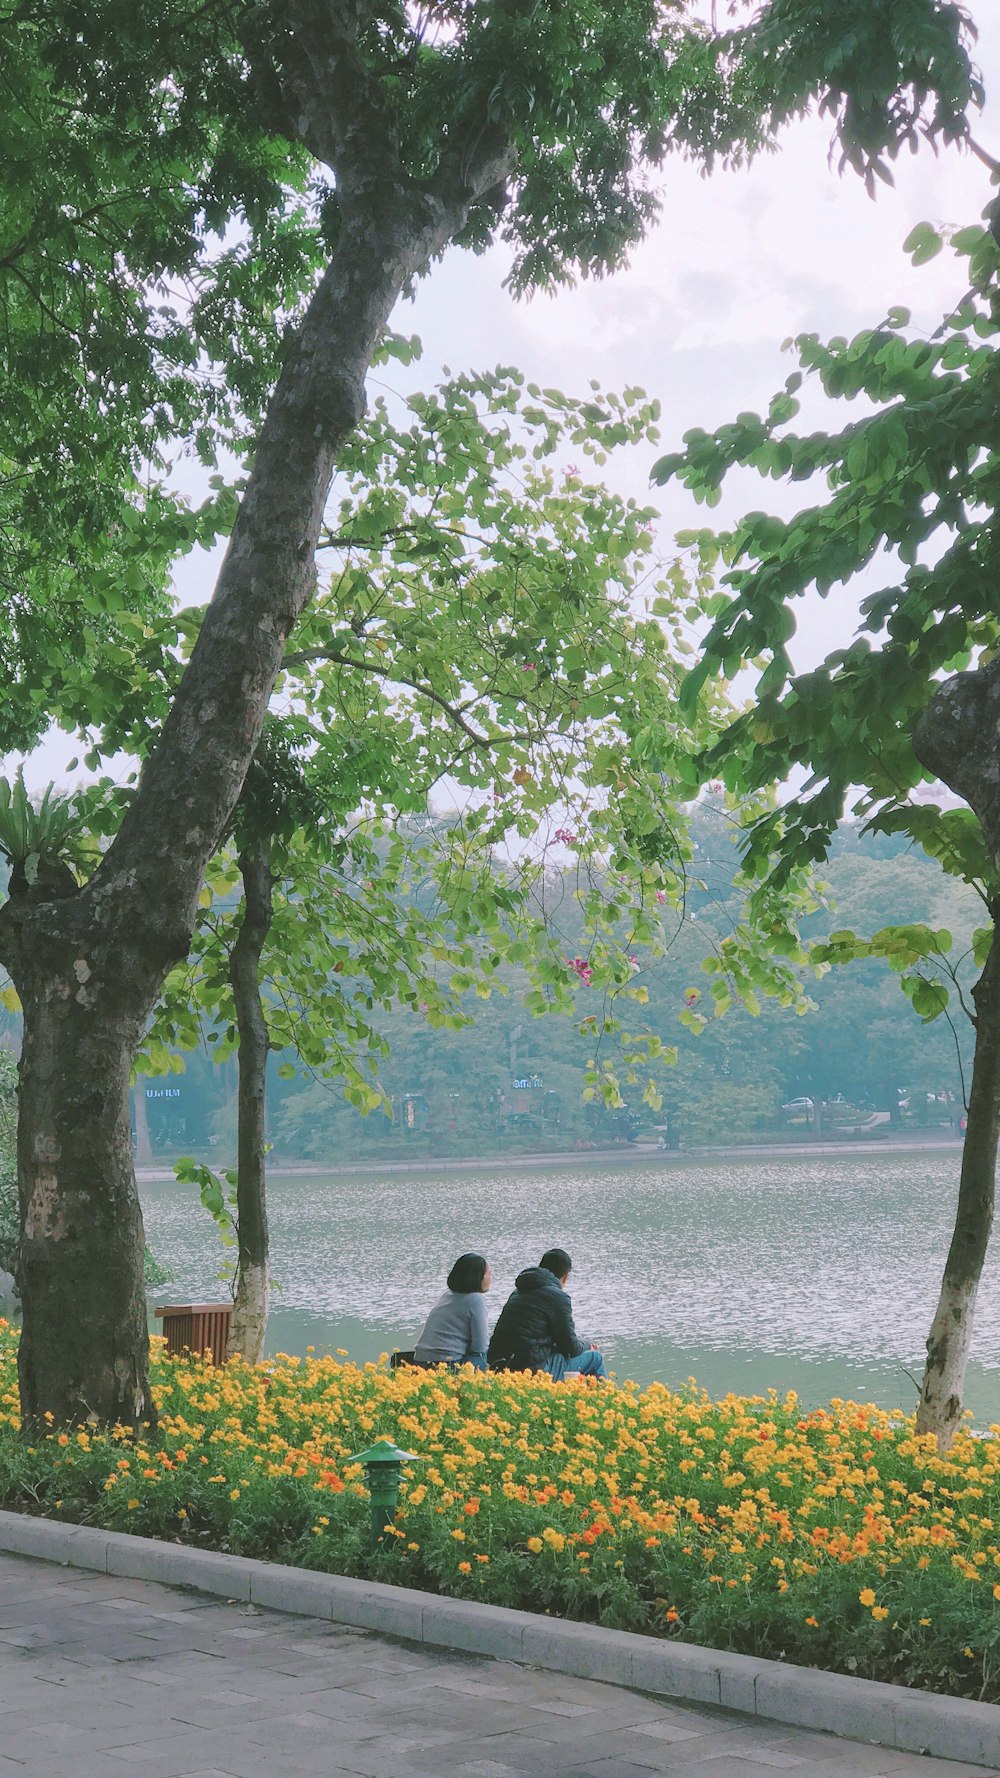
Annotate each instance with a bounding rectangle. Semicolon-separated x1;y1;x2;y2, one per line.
0;1323;997;1700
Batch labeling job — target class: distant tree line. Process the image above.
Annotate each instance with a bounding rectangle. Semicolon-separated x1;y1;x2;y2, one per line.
97;808;976;1165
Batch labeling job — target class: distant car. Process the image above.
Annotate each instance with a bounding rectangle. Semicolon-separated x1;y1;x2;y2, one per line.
781;1097;814;1115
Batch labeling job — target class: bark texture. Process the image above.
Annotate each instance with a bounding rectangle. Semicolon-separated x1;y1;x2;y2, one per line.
132;1079;154;1168
914;927;1000;1447
0;8;516;1425
7;893;155;1431
912;660;1000;1447
226;841;273;1365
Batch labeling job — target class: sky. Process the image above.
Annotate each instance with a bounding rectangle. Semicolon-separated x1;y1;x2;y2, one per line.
12;2;1000;792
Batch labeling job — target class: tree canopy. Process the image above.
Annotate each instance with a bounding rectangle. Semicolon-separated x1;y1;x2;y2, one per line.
652;199;1000;1444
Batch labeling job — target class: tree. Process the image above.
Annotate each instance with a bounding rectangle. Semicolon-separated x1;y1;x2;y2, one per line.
653;202;1000;1445
0;0;981;1427
142;366;737;1361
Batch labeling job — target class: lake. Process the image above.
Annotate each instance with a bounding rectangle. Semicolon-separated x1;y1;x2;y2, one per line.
140;1147;1000;1422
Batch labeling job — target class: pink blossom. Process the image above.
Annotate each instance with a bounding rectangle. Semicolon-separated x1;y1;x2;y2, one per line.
567;957;593;987
554;827;577;848
655;889;667;904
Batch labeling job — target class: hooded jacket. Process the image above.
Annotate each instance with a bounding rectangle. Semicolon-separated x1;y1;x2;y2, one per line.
487;1267;587;1372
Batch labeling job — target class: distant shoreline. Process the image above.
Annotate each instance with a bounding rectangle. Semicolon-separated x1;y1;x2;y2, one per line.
136;1131;963;1183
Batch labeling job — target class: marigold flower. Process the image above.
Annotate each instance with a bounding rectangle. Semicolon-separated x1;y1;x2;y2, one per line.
527;1537;543;1554
859;1588;876;1607
458;1561;472;1574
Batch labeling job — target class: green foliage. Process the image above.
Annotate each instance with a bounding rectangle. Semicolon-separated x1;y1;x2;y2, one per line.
130;369;819;1158
652;213;1000;949
174;1157;238;1249
0;772;84;892
0;0;980;759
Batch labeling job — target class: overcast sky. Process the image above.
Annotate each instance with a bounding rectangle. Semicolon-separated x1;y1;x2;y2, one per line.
14;2;1000;791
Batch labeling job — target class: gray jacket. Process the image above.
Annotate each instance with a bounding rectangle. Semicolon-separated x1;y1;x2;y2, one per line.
414;1290;489;1364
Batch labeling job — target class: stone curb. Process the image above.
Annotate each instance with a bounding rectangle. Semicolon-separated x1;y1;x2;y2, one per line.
0;1510;996;1768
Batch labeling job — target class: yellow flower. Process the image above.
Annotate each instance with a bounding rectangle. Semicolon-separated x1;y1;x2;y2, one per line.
450;1528;466;1541
527;1537;543;1554
458;1561;472;1574
871;1606;889;1621
858;1588;876;1607
126;1498;139;1511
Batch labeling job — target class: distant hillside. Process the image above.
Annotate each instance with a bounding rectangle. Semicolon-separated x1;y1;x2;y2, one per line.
114;811;977;1163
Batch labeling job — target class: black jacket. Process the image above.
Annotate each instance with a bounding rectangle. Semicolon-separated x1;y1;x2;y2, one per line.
487;1267;587;1372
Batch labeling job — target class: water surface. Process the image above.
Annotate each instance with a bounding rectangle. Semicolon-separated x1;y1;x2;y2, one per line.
141;1149;1000;1419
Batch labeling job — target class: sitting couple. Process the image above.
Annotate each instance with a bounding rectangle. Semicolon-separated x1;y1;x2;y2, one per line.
413;1247;608;1380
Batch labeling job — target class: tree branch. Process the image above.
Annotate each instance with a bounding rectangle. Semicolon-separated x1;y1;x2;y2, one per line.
282;645;494;745
257;0;406;196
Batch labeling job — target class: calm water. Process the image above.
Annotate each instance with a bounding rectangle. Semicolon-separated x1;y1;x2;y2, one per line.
140;1149;1000;1420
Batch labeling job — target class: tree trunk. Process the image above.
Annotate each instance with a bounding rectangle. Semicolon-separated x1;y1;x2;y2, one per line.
10;910;153;1432
915;927;1000;1446
132;1078;154;1168
0;20;514;1426
912;661;1000;1447
226;840;273;1365
0;217;472;1428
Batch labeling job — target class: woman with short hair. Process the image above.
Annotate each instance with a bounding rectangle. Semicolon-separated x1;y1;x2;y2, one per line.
413;1253;492;1369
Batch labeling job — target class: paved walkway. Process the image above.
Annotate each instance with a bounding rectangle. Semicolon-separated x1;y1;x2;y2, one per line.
0;1552;993;1778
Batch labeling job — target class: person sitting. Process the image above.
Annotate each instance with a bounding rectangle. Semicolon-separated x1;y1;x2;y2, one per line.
487;1247;608;1380
413;1253;491;1370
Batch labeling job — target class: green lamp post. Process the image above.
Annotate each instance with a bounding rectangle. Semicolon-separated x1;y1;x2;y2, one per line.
348;1438;422;1550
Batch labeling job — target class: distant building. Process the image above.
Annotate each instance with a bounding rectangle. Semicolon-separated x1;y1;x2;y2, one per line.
401;1092;430;1132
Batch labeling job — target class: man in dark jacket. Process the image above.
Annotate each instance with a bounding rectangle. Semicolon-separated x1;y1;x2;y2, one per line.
488;1248;608;1379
